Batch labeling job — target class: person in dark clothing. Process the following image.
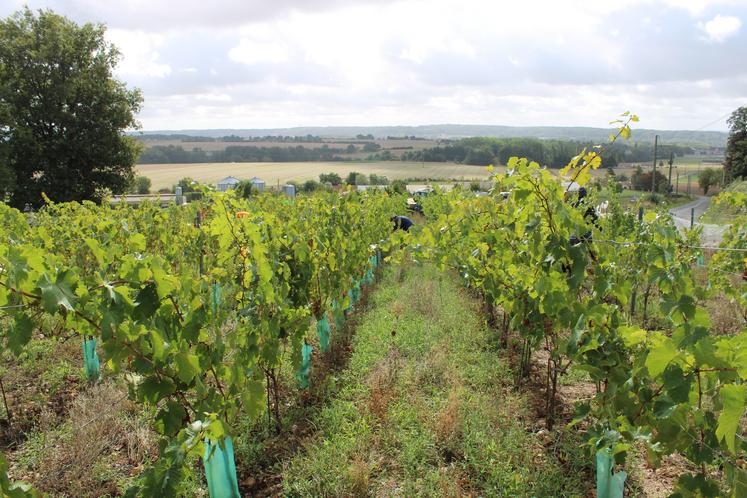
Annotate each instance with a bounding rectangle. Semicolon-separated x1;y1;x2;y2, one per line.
391;215;414;232
569;187;598;245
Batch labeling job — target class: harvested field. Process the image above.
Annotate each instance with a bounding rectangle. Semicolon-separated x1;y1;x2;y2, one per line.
136;161;493;190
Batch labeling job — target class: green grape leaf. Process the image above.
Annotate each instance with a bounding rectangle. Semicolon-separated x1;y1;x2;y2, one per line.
8;314;33;356
646;335;679;378
138;375;176;404
84;238;105;265
133;283;160;322
673;473;721;497
653;397;677;419
38;271;76;314
715;384;746;453
729;465;747;498
619;325;647;348
183;307;205;343
241;380;266;420
129;233;147;252
154;400;187;436
662;365;691;404
174;352;201;384
150;329;167;363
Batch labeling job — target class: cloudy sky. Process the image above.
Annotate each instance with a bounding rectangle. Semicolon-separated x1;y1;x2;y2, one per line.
3;0;746;131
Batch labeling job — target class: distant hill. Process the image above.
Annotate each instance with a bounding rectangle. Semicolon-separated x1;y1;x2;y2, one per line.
134;124;728;147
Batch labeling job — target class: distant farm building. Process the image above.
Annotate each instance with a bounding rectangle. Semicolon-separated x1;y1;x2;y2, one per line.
250;177;266;192
217;176;241;191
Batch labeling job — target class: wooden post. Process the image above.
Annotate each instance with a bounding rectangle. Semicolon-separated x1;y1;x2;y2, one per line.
651;135;659;193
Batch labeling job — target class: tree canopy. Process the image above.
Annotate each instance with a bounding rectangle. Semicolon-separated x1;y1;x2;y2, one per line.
698;168;721;195
724;106;747;182
0;8;143;207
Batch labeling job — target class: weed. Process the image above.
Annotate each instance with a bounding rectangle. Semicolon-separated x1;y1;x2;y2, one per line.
11;382;156;498
366;348;401;423
434;389;463;461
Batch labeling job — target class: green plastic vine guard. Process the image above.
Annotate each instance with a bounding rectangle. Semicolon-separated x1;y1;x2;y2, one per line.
203;436;241;498
363;268;374;285
596;448;626;498
211;283;222;315
296;343;313;389
351;281;362;302
696;254;705;267
82;338;100;381
345;290;354;313
333;300;345;330
317;315;331;353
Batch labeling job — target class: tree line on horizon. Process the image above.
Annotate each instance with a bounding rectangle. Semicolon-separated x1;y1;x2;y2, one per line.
137;136;700;169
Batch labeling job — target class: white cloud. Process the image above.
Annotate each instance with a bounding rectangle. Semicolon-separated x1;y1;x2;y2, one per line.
228;39;290;65
107;29;172;78
194;93;232;102
662;0;728;16
9;0;744;130
698;14;742;42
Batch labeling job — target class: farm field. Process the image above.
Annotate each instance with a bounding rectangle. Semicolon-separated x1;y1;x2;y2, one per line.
611;162;725;196
613;161;722;178
136;161;494;190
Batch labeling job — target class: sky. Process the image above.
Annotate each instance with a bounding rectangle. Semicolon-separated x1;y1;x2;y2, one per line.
2;0;746;131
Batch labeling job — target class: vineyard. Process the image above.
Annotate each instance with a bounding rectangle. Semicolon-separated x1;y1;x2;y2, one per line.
1;116;746;497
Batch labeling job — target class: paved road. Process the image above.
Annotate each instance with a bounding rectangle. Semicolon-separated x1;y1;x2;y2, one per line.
669;196;726;245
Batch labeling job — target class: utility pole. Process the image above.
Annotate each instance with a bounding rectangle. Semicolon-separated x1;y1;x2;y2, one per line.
676;170;679;194
667;152;674;194
651;134;659;193
687;173;691;195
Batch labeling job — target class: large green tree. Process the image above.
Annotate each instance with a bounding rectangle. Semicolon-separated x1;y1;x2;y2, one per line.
724;106;747;182
0;8;143;207
698;168;720;195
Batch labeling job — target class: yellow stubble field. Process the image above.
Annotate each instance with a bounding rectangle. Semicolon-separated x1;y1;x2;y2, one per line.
137;161;494;190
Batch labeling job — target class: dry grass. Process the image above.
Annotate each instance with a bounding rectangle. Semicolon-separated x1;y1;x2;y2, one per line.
629;451;703;498
434;390;463;459
415;346;450;389
347;455;372;496
18;382;156;498
705;292;746;335
136;161;493;190
412;279;438;317
366;348;401;423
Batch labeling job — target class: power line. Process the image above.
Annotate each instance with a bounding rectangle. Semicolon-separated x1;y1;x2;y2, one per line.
691;104;746;132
